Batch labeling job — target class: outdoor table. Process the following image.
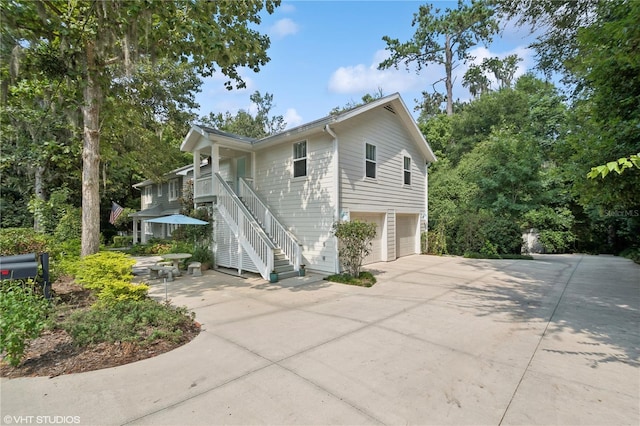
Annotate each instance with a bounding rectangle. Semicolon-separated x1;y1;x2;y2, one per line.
160;253;192;270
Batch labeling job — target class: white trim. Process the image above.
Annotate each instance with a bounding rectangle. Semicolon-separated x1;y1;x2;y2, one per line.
364;141;377;180
168;179;180;201
403;155;412;186
292;140;308;179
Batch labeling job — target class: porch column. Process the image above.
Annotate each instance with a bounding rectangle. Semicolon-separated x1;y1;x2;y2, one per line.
132;219;138;244
211;143;219;196
193;149;200;209
141;221;147;244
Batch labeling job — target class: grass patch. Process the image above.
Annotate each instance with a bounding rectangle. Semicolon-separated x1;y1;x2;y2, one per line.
464;252;534;260
326;271;376;287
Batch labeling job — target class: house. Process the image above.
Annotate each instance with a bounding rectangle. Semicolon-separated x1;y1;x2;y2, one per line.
132;93;436;280
130;164;191;243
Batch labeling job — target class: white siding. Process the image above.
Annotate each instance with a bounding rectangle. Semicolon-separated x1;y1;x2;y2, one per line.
338;107;427;214
253;134;338;273
386;209;396;261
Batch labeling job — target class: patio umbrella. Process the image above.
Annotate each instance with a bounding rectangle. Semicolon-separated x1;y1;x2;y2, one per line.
145;214;208;225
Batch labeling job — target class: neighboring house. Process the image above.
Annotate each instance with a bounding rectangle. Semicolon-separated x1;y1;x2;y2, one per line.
130;165;191;243
175;93;437;280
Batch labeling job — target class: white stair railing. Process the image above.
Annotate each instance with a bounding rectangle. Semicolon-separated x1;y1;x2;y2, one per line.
214;173;274;279
238;178;302;271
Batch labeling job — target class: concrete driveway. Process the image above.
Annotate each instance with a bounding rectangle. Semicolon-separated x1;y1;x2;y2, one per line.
1;254;639;425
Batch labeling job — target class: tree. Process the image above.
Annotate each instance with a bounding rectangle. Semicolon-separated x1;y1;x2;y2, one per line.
462;55;522;99
3;0;280;256
332;220;377;278
492;0;596;77
462;64;490;98
379;0;497;115
200;91;285;138
329;88;385;116
587;154;640;180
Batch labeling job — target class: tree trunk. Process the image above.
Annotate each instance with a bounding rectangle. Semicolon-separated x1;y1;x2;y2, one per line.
81;43;102;257
33;165;45;232
445;34;453;116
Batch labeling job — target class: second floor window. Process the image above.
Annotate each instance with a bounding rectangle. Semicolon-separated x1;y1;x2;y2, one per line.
169;179;180;200
142;186;152;205
403;156;411;185
365;143;376;179
293;141;307;178
157;182;162;197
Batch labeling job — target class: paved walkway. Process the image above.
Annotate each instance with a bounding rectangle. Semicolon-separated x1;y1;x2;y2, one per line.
1;254;638;425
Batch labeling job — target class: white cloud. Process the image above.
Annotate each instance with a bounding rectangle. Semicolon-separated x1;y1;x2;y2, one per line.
284;108;303;128
328;50;424;95
279;3;296;14
270;18;299;39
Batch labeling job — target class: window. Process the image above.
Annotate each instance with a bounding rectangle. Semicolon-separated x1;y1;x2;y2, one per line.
169;179;180;200
167;224;179;236
403;156;411;185
142;186;152;205
365;143;376;179
293;141;307;178
157;182;162;197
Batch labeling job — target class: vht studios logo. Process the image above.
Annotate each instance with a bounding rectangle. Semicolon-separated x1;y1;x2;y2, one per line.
604;209;640;217
3;416;81;424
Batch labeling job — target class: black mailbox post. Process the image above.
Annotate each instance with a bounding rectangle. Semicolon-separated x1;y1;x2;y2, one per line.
0;252;51;300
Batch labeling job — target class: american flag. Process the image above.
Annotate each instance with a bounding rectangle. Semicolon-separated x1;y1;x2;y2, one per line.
109;202;124;225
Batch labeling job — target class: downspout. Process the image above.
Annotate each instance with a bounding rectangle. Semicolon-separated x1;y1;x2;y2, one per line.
425;161;431;254
324;124;340;274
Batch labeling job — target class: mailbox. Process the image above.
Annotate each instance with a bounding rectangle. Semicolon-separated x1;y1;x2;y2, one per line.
0;261;39;280
0;252;51;299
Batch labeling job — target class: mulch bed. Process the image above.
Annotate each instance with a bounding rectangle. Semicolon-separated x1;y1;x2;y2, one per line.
0;278;200;379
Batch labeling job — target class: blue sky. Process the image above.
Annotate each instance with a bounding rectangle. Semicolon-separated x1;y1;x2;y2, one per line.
194;1;539;128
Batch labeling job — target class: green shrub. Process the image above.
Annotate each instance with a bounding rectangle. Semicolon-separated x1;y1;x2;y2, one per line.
54;207;82;242
112;236;133;247
619;247;640;264
333;220;377;277
523;207;575;253
126;239;172;255
0;228;53;256
71;252;148;305
0;281;52;366
62;299;195;347
426;222;448;255
190;243;213;266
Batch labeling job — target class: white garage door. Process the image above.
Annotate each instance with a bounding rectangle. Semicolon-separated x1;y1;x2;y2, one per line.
396;214;418;257
350;212;385;265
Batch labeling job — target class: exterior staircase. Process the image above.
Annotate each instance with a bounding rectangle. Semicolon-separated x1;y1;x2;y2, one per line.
214;173;300;280
237;195;297;279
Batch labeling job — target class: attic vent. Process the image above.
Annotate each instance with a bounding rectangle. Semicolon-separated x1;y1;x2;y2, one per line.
383;105;396;114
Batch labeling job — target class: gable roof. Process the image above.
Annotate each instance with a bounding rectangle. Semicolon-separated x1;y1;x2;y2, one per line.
181;93;436;163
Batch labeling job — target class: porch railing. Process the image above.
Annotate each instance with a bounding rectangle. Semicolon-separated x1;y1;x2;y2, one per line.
238;178;302;271
214;173;275;279
195;175;213;198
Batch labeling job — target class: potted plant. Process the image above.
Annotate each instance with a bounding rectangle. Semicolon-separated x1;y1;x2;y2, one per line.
269;270;278;283
299;264;306;277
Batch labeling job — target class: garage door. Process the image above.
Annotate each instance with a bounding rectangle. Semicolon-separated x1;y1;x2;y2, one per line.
396;214;418;257
350;212;385;264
